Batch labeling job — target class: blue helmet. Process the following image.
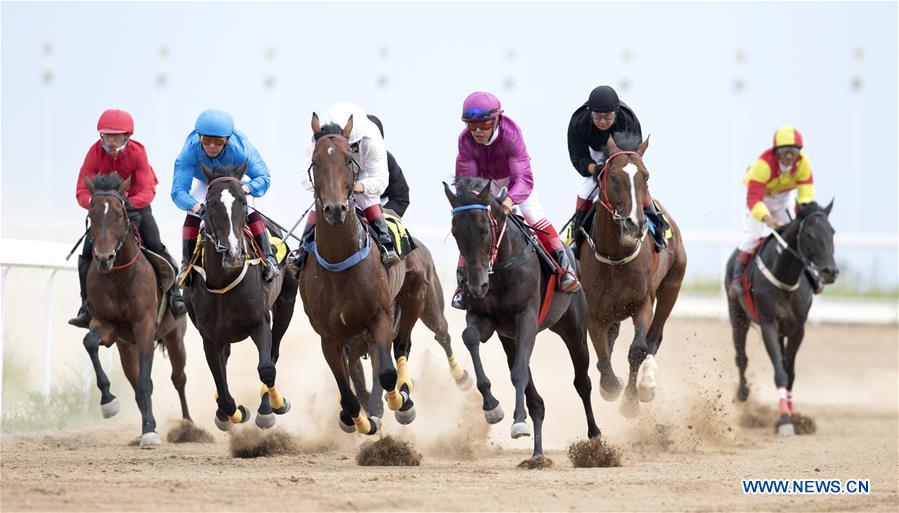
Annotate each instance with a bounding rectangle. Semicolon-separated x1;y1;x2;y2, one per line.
195;110;234;137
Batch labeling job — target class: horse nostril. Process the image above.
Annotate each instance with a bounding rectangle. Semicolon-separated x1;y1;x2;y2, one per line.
341;204;348;213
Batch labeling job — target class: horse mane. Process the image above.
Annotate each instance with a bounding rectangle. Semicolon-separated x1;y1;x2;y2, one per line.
796;201;822;219
91;172;125;191
453;176;498;207
206;162;245;180
314;122;344;141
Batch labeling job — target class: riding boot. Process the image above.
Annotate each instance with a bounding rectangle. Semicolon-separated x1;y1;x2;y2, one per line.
167;285;187;316
286;223;315;278
68;255;91;328
729;253;750;299
253;231;280;282
369;215;400;267
178;238;197;287
644;202;669;250
569;209;588;259
450;263;466;310
552;247;582;293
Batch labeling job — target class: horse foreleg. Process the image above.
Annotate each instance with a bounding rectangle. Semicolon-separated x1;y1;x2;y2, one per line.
508;309;538;438
203;338;248;431
348;354;373;414
550;303;600;440
83;327;119;418
621;299;653;418
587;318;621;401
784;326;805;412
759;320;793;435
462;314;501;423
375;314;416;423
131;317;161;448
322;337;380;436
250;323;286;429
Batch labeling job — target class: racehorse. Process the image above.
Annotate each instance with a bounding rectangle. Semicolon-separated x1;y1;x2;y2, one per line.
577;136;687;417
444;177;600;460
299;113;422;436
346;236;472;418
725;200;837;435
82;173;192;448
182;162;299;431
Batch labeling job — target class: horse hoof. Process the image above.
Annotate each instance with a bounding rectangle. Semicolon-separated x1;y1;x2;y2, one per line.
139;432;161;448
619;398;639;418
101;398;121;418
214;413;232;432
637;386;656;403
777;422;795;437
600;378;623;401
255;412;276;430
236;405;251;424
484;404;504;424
511;422;531;439
395;404;416;425
273;398;291;415
455;370;474;391
737;385;750;402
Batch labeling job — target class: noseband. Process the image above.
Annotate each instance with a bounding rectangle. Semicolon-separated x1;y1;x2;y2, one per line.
307;133;361;211
88;191;141;270
204;176;247;254
597;150;643;224
451;203;508;274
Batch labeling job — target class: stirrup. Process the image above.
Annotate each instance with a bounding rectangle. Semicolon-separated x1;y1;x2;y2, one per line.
558;270;582;293
263;256;280;281
451;288;467;310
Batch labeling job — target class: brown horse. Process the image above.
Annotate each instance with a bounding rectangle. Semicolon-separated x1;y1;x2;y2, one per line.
82;173;192;448
300;113;425;436
578;137;687;417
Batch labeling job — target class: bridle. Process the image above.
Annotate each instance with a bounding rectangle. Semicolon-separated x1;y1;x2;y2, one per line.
451;201;509;274
204;176;247;254
597;150;644;224
88;190;141;270
307;133;361;213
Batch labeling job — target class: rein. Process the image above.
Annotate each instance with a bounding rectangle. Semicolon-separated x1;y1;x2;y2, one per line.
597;150;642;220
307;133;361;213
88;191;142;271
451;203;515;274
756;212;825;290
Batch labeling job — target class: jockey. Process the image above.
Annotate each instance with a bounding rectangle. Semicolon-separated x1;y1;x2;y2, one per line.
729;125;815;298
172;110;280;284
451;91;580;310
293;102;400;270
366;114;410;217
567;85;668;255
69;109;187;328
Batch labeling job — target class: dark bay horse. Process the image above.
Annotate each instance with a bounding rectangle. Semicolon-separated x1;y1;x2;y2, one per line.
578;137;687;417
346;236;472;419
182;162;299;431
300;113;425;436
725;201;837;435
444;177;599;460
83;173;192;448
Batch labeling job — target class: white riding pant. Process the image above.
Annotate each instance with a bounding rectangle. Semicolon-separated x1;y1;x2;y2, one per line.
738;190;795;252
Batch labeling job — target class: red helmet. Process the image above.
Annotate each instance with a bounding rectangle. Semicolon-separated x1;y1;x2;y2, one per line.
773;125;803;149
97;109;134;134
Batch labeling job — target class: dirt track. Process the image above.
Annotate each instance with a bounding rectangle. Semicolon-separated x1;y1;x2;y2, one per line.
1;318;896;512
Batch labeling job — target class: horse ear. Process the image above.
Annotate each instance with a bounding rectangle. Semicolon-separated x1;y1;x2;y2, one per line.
443;181;458;207
236;161;248;180
478;180;493;202
84;176;96;194
118;175;132;194
637;135;650;156
496;186;509;204
311;112;321;134
201;162;215;182
824;198;834;217
343;115;354;139
606;135;620;154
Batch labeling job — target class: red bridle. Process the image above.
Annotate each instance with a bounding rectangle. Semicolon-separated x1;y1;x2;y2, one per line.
597;150;643;219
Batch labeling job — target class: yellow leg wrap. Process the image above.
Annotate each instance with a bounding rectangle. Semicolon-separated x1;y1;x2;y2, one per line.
448;355;465;381
259;385;269;397
386;388;403;411
354;414;371;434
268;386;285;410
396;356;413;393
229;408;243;424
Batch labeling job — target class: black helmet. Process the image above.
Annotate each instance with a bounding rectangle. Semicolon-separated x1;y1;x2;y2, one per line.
587;85;619;112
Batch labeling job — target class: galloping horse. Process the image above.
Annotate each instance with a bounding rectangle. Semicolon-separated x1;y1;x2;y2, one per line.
346;237;472;419
300;113;426;436
83;173;192;448
444;177;600;459
577;136;687;417
725;201;837;435
183;162;298;431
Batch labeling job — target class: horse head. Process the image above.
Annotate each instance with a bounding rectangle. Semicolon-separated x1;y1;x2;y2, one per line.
310;112;357;226
202;161;249;269
84;173;133;273
444;177;507;299
793;199;839;285
600;136;651;241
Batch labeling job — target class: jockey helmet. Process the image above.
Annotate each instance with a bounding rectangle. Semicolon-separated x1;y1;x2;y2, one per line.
587;85;619;112
461;92;503;122
195;110;234;137
773;125;803;149
97;109;134;134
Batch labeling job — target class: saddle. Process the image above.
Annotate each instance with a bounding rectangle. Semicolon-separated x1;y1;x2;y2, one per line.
362;210;417;261
142;248;176;323
738;238;772;322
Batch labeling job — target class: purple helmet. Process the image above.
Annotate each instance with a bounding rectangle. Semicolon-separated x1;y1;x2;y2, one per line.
461;91;503;122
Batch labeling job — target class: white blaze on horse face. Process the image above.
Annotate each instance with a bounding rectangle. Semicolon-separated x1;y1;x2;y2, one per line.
623;163;640;224
219;189;241;254
327;147;334;156
103;202;109;216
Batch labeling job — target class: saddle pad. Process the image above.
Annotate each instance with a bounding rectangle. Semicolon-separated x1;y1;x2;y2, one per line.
270;234;288;264
649;199;674;241
384;213;416;259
